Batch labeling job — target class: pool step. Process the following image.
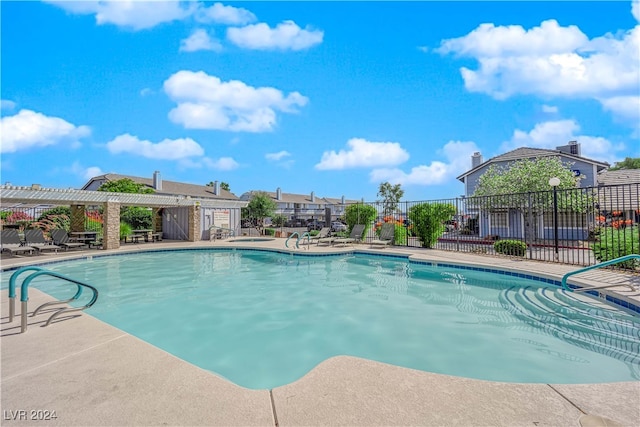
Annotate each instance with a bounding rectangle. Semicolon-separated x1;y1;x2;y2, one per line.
499;287;640;364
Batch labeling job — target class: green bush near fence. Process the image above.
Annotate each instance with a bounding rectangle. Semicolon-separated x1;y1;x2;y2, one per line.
344;203;377;237
494;239;527;257
592;226;640;269
120;222;133;240
264;228;276;236
409;202;456;248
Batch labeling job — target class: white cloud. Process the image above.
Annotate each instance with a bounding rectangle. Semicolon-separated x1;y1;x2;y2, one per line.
315;138;410;170
437;19;640;126
0;109;90;154
499;120;624;164
139;88;154;97
370;141;479;186
227;20;323;51
106;133;204;160
203;156;239;170
48;0;194;30
542;104;558;113
265;150;291;161
599;96;640;124
70;162;104;180
195;2;256;25
163;70;308;132
633;0;640;22
180;29;222;52
1;99;17;111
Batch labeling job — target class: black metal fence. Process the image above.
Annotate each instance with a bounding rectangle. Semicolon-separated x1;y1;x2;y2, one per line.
348;183;639;269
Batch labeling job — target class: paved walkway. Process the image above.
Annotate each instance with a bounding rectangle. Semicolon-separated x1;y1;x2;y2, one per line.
1;239;639;426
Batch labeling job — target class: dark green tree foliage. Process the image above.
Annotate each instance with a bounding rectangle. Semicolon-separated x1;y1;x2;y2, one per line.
409;202;456;248
608;157;640;170
271;214;286;227
221;182;230;191
344;203;377;236
97;178;155;194
97;178;154;229
121;207;153;229
245;192;277;233
377;182;404;215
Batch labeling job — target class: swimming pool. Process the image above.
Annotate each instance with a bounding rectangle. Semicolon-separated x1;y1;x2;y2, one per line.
4;249;639;389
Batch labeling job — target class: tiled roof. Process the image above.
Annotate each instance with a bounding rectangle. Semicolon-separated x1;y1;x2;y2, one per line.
240;191;359;205
83;174;240;201
597;169;640;186
457;147;609;181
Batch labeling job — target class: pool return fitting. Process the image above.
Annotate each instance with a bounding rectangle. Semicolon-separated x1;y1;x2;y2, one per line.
7;266;99;333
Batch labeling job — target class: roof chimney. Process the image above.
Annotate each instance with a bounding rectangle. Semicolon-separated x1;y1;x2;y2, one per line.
276;187;282;201
341;195;345;205
556;141;581;156
311;191;315;203
471;152;483;168
153;171;162;191
212;180;221;195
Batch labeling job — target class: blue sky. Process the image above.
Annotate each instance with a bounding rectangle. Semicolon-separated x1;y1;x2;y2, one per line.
1;1;639;201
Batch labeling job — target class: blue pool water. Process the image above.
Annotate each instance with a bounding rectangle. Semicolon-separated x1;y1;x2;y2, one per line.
3;249;639;389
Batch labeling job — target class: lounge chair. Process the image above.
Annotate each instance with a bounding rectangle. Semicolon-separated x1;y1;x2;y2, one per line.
308;227;331;245
51;229;88;251
370;223;395;248
24;229;61;254
333;224;365;247
0;229;35;256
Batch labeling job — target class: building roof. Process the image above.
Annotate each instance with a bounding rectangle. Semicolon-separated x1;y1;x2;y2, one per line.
597;169;640;186
240;190;359;205
82;173;239;201
456;147;610;181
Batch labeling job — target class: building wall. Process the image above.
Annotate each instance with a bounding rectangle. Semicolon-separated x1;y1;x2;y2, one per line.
200;207;242;239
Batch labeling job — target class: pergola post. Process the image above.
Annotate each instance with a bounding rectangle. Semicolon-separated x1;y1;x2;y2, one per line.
70;205;86;232
188;205;201;242
103;200;121;250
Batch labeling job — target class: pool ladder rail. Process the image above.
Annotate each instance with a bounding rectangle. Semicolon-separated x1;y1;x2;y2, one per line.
561;254;640;293
7;266;99;334
285;232;311;250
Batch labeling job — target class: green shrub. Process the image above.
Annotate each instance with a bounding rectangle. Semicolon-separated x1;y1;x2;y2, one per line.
309;229;319;236
121;207;153;230
37;206;71;222
592;226;640;269
344;203;377;237
271;214;286;227
120;222;133;240
393;224;407;245
264;228;276;236
494;239;527;257
409;202;456;248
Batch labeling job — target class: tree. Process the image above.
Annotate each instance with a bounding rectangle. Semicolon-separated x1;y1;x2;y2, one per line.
97;178;154;194
409;202;456;248
97;178;153;229
377;182;404;216
244;192;277;234
221;182;230;191
471;157;592;242
609;157;640;170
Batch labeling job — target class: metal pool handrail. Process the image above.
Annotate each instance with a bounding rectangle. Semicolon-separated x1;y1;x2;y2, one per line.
8;266;99;333
561;254;639;293
298;232;311;248
285;232;300;249
208;225;236;240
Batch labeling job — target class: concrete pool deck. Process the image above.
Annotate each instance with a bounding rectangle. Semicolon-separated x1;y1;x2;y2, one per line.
1;239;639;426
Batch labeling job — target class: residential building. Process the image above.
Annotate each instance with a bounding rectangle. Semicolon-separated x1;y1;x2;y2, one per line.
239;188;359;224
83;172;246;240
455;142;610;241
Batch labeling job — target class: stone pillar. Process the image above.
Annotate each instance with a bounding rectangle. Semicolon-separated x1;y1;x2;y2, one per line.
70;205;86;232
103;201;121;250
187;205;201;242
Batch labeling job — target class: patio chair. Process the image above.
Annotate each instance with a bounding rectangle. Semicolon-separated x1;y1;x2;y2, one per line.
51;229;88;251
370;223;395;248
332;224;365;247
0;229;35;256
308;227;331;245
24;229;61;254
